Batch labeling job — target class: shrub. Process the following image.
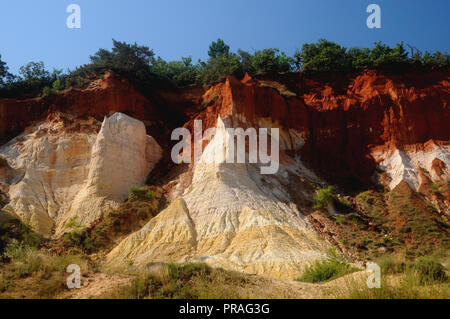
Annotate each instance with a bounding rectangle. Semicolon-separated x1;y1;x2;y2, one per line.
338;256;449;299
294;39;351;71
410;258;448;284
63;230;97;253
297;249;358;283
4;243;43;278
145;190;155;200
378;256;407;275
313;186;336;210
65;216;81;229
0;220;41;256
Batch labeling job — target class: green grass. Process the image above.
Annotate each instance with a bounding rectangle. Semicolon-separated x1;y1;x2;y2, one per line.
338;256;449;299
313;186;336;210
297;249;359;283
0;242;91;298
65;216;82;229
313;186;353;213
0;219;41;256
102;262;250;299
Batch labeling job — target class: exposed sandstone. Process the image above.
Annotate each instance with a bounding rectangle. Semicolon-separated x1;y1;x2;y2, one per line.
0;112;162;237
107;116;329;279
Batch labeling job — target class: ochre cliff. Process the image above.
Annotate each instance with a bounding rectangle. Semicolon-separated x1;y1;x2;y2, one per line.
0;69;449;279
184;70;449;189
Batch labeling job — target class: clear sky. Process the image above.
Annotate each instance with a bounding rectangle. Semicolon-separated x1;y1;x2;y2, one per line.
1;0;449;74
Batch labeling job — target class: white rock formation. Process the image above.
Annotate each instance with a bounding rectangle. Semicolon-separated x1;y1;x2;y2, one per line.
371;142;450;191
0;113;162;237
107;116;329;279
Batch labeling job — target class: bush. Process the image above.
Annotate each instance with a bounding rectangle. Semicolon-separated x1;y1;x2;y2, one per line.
313;186;353;214
297;249;358;283
294;39;449;72
129;186;157;202
4;243;43;278
239;48;293;75
294;39;350;71
378;256;407;275
410;258;448;284
0;220;41;256
313;186;336;210
65;216;81;229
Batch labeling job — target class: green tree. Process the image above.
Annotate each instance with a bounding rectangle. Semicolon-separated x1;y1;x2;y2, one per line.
372;41;409;68
198;39;242;84
90;39;156;70
347;47;372;70
18;61;51;82
0;54;13;87
294;39;351;71
153;56;199;86
241;48;293;74
208;38;230;59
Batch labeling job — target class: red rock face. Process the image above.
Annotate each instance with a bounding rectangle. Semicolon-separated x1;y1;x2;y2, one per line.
183;70;449;188
1;70;449;189
0;73;158;145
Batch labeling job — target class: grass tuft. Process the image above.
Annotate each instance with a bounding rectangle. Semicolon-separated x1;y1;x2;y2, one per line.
297;249;359;283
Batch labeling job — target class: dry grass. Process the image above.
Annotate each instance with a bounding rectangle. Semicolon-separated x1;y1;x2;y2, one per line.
333;256;449;299
258;80;296;98
100;263;253;299
0;243;92;299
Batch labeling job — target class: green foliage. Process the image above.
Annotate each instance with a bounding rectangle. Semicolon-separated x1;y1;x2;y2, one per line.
340;256;449;299
0;242;90;298
0;54;13;87
239;48;293;74
18;61;51;82
63;230;96;253
4;243;42;278
65;216;81;229
1;38;448;98
208;39;230;59
197;49;242;84
63;186;161;254
410;257;448;284
0;219;41;256
145;190;155;200
313;185;352;212
0;60;62;98
313;186;336;210
297;248;358;283
294;39;350;71
153;56;199;86
128;185;145;200
294;39;449;71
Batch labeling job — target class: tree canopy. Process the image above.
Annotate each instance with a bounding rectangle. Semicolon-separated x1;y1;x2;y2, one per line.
0;38;448;98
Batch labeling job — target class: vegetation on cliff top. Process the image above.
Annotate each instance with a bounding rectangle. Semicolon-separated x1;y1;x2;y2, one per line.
1;39;448;99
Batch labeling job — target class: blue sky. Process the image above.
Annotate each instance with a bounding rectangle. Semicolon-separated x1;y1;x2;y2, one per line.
1;0;449;74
